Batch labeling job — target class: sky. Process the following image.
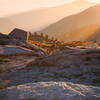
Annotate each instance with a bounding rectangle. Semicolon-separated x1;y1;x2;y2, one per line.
0;0;100;17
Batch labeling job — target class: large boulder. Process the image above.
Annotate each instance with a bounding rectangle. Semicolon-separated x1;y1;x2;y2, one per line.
9;28;29;42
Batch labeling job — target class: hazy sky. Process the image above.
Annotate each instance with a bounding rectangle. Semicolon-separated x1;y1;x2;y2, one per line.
0;0;99;17
89;0;100;3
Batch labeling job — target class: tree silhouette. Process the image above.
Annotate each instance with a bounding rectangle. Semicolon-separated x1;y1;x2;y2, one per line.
34;32;38;36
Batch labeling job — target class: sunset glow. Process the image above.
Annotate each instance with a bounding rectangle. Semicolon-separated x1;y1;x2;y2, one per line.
0;0;99;17
0;0;74;16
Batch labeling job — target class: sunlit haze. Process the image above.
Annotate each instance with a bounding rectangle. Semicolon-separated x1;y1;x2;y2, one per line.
0;0;74;16
0;0;99;17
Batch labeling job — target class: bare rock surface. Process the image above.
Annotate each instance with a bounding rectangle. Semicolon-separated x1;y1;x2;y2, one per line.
0;82;100;100
1;48;99;87
0;45;32;54
0;45;100;100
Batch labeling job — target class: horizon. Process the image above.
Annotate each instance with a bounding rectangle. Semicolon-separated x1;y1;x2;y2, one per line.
0;0;100;17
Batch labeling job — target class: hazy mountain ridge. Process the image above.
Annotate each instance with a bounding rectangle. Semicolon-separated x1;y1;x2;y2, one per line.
9;3;92;31
41;4;100;40
0;0;95;34
59;23;100;41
